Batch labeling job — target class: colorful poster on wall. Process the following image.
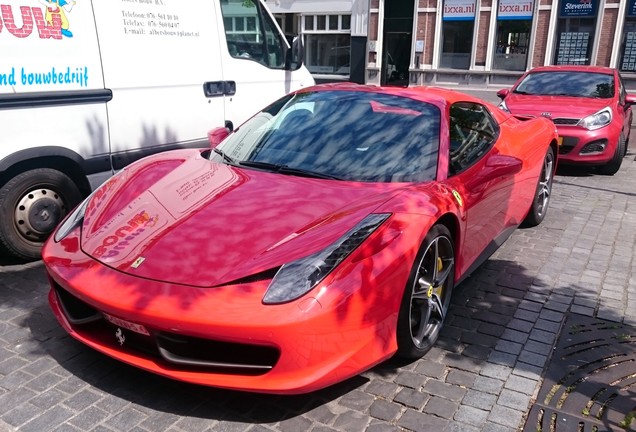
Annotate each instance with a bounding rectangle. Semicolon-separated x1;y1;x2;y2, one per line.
498;0;534;20
559;0;597;18
443;0;477;21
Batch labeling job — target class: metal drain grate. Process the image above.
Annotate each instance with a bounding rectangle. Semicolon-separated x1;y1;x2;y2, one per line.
523;314;636;432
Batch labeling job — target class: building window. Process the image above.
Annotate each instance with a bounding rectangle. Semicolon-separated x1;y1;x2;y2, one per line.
440;0;476;69
553;0;598;65
342;15;351;30
620;1;636;73
302;15;352;76
493;1;534;71
305;15;314;31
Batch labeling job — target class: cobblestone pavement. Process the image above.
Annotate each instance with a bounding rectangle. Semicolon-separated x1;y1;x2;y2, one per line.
1;153;636;432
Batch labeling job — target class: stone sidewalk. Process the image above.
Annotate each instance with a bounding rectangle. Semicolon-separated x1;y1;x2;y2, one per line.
1;155;635;431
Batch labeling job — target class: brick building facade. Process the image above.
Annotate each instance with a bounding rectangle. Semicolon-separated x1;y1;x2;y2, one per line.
365;0;636;88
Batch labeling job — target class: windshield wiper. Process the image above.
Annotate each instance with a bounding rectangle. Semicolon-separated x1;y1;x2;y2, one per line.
213;148;239;165
278;166;343;180
238;160;284;172
513;90;535;95
239;160;342;180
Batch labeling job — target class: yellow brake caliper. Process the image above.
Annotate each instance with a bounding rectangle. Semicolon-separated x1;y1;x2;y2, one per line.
428;257;444;298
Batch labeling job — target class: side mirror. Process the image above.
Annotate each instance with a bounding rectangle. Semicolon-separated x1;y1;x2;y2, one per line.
496;89;510;100
625;94;636;106
285;35;304;71
207;127;230;148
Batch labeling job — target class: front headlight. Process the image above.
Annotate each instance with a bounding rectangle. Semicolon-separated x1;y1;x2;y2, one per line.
262;213;390;305
53;194;91;242
498;100;510;113
578;107;612;130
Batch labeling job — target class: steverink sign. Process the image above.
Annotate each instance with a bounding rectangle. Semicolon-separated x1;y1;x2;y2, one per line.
560;0;597;18
629;0;636;18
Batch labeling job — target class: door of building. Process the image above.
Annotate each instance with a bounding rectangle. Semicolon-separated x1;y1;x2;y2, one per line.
381;0;414;86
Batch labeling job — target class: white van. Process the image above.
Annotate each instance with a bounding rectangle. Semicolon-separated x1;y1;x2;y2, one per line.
0;0;314;260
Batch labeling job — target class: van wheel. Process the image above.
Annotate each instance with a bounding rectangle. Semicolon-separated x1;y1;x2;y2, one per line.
396;225;455;359
0;168;82;261
598;134;625;176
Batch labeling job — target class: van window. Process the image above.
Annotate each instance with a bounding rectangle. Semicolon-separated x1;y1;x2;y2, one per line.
221;0;285;68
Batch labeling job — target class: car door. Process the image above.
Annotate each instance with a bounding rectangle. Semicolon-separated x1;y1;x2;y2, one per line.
92;0;226;169
617;73;633;140
443;102;521;277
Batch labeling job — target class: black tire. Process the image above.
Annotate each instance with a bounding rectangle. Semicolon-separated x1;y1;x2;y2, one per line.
598;134;626;176
0;168;83;261
522;146;555;227
396;224;455;359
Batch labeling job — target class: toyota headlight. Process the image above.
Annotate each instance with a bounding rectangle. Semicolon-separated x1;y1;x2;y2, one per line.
262;213;390;304
578;107;612;130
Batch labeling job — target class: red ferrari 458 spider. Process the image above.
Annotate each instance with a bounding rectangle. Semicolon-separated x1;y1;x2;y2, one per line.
44;83;558;394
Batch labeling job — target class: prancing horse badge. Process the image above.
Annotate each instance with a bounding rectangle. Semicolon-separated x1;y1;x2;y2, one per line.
115;328;125;346
131;256;145;269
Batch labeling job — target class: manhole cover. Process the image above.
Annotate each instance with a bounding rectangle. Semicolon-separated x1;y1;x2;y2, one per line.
523;314;636;432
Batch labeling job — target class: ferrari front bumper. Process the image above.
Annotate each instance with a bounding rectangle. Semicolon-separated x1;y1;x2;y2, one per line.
43;234;409;394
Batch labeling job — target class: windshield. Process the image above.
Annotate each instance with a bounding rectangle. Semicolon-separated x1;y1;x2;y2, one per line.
211;90;440;183
514;71;615;98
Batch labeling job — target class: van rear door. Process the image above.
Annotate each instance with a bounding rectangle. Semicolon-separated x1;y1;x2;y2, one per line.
92;1;226;169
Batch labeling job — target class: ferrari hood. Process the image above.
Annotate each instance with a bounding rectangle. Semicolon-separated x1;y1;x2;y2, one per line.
504;94;611;120
81;152;403;287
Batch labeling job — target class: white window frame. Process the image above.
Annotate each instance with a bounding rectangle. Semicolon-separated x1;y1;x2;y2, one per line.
302;14;351;33
301;14;352;78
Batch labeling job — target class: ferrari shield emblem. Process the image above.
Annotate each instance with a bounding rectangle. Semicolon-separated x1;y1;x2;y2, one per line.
131;256;145;269
452;190;463;207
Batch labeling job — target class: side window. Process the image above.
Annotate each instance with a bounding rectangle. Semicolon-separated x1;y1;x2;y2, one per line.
449;102;499;175
220;0;286;69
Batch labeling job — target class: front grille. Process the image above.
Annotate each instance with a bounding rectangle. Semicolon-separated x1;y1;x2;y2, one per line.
559;136;579;155
54;284;280;375
156;333;279;372
552;117;580;125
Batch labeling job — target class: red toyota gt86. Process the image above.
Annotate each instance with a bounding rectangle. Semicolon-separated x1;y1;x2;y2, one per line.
43;83;558;394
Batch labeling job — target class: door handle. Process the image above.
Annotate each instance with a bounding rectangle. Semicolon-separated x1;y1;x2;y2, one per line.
203;81;236;97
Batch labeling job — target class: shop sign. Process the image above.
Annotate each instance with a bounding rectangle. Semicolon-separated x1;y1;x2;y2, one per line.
443;0;476;21
559;0;597;18
498;0;534;20
628;0;636;18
